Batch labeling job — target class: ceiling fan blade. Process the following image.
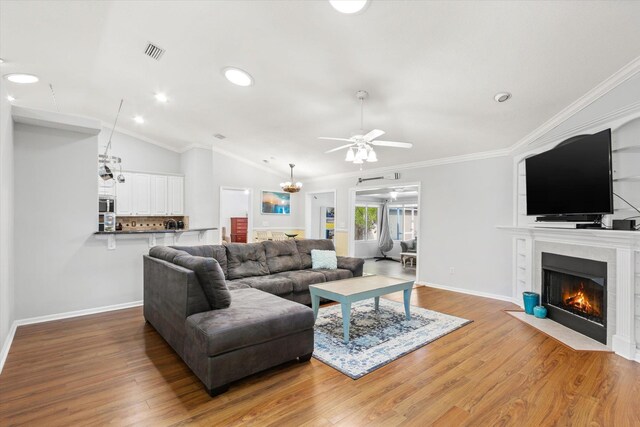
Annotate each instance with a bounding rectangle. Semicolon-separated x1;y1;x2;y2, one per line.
371;140;413;148
363;129;385;142
325;143;354;153
318;137;354;142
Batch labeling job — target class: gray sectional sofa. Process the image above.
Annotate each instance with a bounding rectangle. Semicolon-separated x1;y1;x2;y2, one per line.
143;239;364;395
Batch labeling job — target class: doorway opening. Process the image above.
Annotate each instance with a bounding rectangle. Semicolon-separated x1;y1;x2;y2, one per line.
219;187;252;244
305;190;336;241
348;183;420;280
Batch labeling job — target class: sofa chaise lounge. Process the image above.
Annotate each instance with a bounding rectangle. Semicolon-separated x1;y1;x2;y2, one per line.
143;239;364;395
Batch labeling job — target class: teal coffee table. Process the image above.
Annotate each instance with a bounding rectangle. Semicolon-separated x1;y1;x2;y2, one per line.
309;275;415;343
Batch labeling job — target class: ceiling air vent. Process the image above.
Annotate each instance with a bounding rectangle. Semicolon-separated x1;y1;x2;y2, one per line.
144;42;165;61
213;134;226;140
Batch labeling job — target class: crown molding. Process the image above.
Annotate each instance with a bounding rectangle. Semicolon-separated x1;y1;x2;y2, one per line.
305;147;511;183
179;143;213;153
509;55;640;152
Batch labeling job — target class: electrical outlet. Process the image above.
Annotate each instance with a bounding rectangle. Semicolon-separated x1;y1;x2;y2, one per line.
449;267;455;275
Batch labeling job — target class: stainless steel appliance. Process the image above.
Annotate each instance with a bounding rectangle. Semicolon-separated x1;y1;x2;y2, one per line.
99;197;115;213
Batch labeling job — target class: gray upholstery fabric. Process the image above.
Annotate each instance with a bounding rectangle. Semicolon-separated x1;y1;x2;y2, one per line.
172;255;231;309
149;246;191;264
337;256;365;277
262;240;301;273
272;270;326;293
313;268;353;282
225;242;270;279
226;281;251;290
229;275;294;296
295;239;336;269
400;238;417;253
171;245;228;278
185;288;314;357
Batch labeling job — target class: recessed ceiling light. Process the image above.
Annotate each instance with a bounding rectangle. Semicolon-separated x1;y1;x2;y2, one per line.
4;73;39;84
154;93;168;103
133;116;145;124
222;67;254;87
7;95;15;102
329;0;369;14
494;92;512;103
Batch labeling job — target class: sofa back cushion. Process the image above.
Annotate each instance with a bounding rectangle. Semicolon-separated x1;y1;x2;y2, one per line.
225;242;270;279
172;255;231;310
149;246;190;263
171;245;228;278
295;239;336;269
262;240;301;273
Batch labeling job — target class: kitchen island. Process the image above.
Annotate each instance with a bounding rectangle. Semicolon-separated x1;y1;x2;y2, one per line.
94;227;218;249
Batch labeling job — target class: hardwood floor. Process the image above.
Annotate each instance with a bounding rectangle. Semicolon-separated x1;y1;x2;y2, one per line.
1;286;639;426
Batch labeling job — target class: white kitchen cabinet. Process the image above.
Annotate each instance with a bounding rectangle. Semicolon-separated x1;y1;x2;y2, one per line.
115;172;133;215
133;173;151;215
151;175;168;215
168;176;184;215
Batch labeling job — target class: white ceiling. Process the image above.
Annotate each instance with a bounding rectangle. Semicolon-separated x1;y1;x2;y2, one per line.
2;1;640;179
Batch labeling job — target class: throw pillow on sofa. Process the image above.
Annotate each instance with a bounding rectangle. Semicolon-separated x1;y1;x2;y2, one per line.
173;254;231;309
311;249;338;270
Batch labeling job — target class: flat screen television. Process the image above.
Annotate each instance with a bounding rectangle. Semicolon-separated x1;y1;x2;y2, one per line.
525;129;613;217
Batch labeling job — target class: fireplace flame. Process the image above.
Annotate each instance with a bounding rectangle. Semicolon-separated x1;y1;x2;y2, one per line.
563;283;601;317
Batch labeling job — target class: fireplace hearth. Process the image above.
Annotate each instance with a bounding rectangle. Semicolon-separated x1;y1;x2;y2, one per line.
542;253;607;344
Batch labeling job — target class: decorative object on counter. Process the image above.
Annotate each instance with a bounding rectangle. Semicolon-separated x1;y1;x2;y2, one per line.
165;219;177;230
103;212;116;232
533;305;548;319
98;99;125;181
523;292;540;315
285;233;298;239
261;190;291;215
177;220;185;230
280;163;303;193
116;222;123;231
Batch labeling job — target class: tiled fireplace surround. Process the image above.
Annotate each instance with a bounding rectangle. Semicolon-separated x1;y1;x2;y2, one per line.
504;227;640;362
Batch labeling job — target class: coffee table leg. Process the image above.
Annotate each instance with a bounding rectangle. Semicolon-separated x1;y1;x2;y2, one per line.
403;288;412;320
374;296;380;311
311;292;320;320
341;302;351;343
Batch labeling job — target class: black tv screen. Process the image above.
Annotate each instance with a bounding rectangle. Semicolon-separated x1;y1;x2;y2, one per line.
525;129;613;216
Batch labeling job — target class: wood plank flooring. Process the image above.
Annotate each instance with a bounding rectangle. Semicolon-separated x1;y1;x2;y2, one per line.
1;286;639;426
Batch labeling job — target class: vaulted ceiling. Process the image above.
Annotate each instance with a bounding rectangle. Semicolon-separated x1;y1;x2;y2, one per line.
2;1;640;178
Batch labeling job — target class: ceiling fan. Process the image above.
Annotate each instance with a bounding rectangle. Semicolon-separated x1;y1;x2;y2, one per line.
319;90;413;164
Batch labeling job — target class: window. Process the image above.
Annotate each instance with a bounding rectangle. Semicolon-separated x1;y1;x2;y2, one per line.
355;205;379;241
389;204;418;240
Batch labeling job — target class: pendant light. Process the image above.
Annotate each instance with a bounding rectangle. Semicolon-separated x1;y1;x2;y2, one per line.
280;163;303;193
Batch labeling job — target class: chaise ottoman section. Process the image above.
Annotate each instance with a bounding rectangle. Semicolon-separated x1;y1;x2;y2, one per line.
183;288;315;395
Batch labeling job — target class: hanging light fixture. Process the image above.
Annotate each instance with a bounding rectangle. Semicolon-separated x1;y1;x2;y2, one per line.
280;163;303;193
367;148;378;162
345;148;355;162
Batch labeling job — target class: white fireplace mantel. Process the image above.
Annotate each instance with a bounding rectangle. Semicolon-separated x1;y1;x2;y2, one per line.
498;225;640;362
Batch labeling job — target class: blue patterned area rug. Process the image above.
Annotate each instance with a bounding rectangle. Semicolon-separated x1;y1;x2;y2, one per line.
313;299;472;379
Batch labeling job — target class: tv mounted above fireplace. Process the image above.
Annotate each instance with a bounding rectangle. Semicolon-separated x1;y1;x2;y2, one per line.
525;129;613;219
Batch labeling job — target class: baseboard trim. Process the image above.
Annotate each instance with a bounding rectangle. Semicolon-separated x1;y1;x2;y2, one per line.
415;281;518;305
0;300;142;374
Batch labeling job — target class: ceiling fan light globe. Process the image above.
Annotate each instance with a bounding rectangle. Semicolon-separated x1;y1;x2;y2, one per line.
345;149;355;162
367;150;378;162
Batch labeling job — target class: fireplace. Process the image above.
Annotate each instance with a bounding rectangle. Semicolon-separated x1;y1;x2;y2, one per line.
541;253;607;344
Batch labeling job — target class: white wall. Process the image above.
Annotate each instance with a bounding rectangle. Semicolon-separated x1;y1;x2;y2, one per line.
181;147;216;238
101;129;181;175
0;83;15;358
304;155;514;298
211;150;304;238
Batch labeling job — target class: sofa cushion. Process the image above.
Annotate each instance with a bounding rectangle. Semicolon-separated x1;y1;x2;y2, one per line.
149;246;190;264
172;255;231;310
225;242;270;279
272;270;326;293
171;245;228;278
313;268;353;282
226;281;251;290
229;275;294;296
185;288;315;357
295;239;336;269
262;240;301;273
311;249;337;270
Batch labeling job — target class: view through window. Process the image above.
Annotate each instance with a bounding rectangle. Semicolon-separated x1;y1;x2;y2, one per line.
354;205;379;241
389;204;418;241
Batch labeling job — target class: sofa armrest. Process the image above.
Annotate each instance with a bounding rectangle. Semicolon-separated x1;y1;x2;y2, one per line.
337;256;365;277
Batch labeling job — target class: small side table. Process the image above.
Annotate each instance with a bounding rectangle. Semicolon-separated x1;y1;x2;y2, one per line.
400;252;417;268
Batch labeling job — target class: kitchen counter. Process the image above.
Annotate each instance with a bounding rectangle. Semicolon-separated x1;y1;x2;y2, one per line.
94;227;217;235
94;227;218;250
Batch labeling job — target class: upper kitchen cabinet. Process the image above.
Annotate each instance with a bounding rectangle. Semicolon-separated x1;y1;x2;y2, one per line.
114;172;183;216
115;172;134;215
168;176;184;215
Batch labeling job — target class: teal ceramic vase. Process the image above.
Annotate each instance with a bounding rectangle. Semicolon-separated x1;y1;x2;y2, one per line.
533;305;547;319
523;292;540;315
